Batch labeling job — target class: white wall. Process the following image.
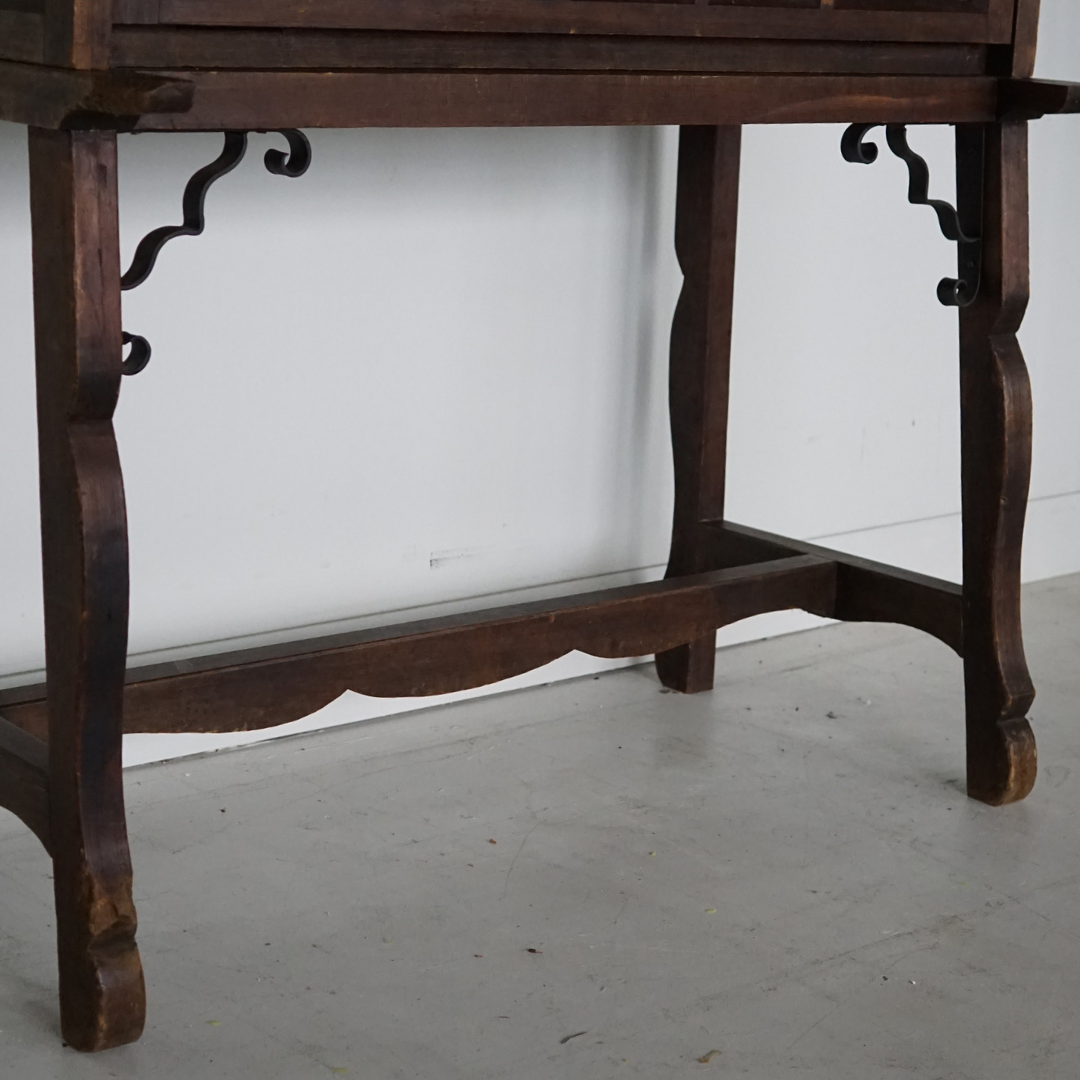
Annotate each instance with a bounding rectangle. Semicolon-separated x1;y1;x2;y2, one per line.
1;2;1078;765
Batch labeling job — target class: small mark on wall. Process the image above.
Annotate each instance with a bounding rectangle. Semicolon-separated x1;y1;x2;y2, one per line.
430;548;482;569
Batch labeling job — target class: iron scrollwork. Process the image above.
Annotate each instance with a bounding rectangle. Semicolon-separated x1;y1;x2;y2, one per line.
121;129;312;375
841;123;981;308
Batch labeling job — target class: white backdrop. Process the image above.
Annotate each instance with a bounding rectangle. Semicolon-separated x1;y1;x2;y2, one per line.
1;3;1078;765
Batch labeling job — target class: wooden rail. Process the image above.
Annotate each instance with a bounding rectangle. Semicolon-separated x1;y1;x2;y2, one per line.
0;554;836;739
0;718;50;852
0;526;967;749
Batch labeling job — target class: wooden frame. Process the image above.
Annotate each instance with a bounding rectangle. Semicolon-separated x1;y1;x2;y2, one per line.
0;0;1029;68
0;0;1075;1054
108;0;1016;41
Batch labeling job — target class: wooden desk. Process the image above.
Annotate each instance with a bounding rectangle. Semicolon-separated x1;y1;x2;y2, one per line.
1;0;1077;1052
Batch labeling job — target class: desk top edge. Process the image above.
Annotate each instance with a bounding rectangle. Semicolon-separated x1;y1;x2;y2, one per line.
1;63;1077;132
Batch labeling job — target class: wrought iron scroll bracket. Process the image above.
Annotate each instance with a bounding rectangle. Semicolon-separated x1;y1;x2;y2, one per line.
121;129;312;375
841;123;982;308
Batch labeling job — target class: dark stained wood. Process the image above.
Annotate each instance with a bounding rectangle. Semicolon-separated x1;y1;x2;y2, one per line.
0;717;51;851
42;0;112;68
656;126;741;693
998;77;1080;120
107;29;989;75
702;521;965;654
0;11;44;64
837;0;988;9
3;556;834;738
1;0;1069;1053
957;119;1037;806
29;127;145;1052
129;72;1001;131
0;59;192;128
0;694;47;739
112;0;1014;43
1010;0;1040;77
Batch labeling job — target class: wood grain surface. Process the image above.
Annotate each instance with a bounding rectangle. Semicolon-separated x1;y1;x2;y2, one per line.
957;120;1038;805
655;126;741;694
127;72;1001;131
2;557;836;739
29;127;145;1051
111;0;1014;43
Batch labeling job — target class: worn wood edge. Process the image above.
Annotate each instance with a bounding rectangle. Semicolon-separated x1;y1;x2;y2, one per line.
0;60;193;127
0;556;837;739
127;72;999;130
997;78;1080;120
73;69;194;126
0;716;51;852
967;716;1037;805
1009;0;1041;79
704;520;964;654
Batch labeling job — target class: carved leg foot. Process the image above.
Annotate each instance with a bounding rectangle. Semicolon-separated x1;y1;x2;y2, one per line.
30;128;145;1049
654;125;741;694
55;871;144;1051
967;717;1037;807
958;121;1037;806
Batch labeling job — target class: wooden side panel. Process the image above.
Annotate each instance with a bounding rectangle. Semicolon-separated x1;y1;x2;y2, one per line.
0;0;44;65
0;11;44;63
113;0;1015;45
107;31;990;75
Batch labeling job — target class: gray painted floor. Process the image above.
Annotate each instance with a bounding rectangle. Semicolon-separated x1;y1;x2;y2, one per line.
2;575;1079;1078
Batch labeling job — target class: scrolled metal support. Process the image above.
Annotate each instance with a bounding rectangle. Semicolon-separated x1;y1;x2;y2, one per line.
842;122;982;308
121;332;152;377
121;129;311;374
262;128;312;178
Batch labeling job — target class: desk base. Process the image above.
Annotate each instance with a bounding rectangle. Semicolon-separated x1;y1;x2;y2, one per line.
0;117;1038;1049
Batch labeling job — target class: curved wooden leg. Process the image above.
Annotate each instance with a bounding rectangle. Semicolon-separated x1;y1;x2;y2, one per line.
29;128;145;1049
958;121;1037;806
655;125;741;693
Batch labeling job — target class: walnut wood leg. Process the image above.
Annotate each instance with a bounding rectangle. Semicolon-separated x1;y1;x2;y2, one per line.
29;128;145;1050
957;121;1037;806
656;125;741;693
